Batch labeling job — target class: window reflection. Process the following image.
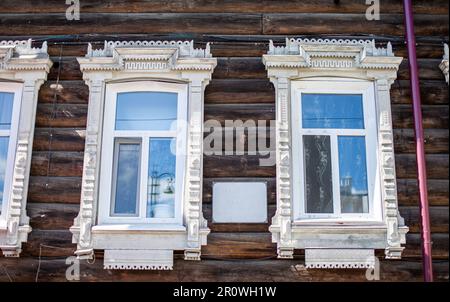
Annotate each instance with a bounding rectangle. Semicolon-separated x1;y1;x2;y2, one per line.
147;138;176;218
339;136;369;213
115;92;177;131
0;92;14;130
302;94;364;129
112;141;141;215
0;137;9;214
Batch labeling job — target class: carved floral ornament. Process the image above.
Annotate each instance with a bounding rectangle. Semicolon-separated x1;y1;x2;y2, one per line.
440;43;449;84
263;38;409;268
70;41;216;270
0;40;52;257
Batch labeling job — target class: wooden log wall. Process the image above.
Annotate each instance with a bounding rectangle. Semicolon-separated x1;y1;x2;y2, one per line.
0;0;448;282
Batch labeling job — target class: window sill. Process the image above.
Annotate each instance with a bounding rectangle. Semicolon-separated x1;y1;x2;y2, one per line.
92;224;186;234
292;221;386;228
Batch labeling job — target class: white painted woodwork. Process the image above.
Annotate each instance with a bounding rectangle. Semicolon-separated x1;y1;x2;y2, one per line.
0;40;52;257
70;40;216;270
263;38;408;266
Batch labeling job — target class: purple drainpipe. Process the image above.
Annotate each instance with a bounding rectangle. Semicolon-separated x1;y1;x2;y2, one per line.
403;0;433;282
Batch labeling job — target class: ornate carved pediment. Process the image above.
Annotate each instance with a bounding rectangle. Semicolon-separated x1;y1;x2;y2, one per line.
265;38;402;71
79;40;215;72
0;39;52;73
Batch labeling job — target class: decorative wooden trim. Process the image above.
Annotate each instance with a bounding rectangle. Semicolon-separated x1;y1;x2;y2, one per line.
70;40;216;269
0;39;52;257
263;38;408;267
440;44;449;84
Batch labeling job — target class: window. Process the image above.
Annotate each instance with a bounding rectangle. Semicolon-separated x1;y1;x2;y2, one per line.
263;38;408;267
0;40;52;257
292;80;380;222
98;82;187;225
71;40;216;270
0;86;21;220
440;43;449;84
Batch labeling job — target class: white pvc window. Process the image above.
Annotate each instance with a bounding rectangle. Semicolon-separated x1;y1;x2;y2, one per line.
0;82;22;223
98;81;187;225
291;79;381;222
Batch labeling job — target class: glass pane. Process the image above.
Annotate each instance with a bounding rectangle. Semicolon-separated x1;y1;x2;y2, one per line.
0;92;14;130
303;135;333;214
0;137;9;214
112;141;141;215
339;136;369;214
115;92;177;131
302;94;364;129
147;138;176;218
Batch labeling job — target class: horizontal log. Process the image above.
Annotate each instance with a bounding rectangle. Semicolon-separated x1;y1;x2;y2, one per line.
0;0;448;14
36;104;87;128
205;79;447;105
391;80;449;105
33;128;85;152
0;13;263;35
38;80;89;104
21;230;75;258
203;127;449;154
399;206;449;233
31;151;84;177
393;129;449;154
0;257;447;282
18;227;450;260
205;177;448;207
395;154;448;180
203;154;276;178
28;203;79;230
204;103;448;129
37;78;449;107
205;79;274;104
28;176;82;204
392;105;448;129
404;233;449;260
397;179;449;207
48;57;83;81
263;14;448;36
398;59;446;81
203;153;449;179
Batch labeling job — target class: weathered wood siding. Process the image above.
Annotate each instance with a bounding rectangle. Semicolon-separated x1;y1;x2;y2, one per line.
0;0;448;281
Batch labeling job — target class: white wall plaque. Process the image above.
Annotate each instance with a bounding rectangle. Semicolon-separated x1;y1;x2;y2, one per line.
213;182;267;223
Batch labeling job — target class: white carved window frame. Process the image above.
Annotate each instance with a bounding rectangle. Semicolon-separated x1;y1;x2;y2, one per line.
440;43;449;84
0;40;52;257
98;81;187;225
291;79;381;222
70;41;216;270
263;38;409;268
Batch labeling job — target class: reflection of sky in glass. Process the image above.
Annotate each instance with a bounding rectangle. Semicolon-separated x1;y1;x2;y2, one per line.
147;138;176;218
339;136;369;213
0;92;14;130
113;142;140;215
115;92;177;131
302;94;364;129
0;137;9;213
